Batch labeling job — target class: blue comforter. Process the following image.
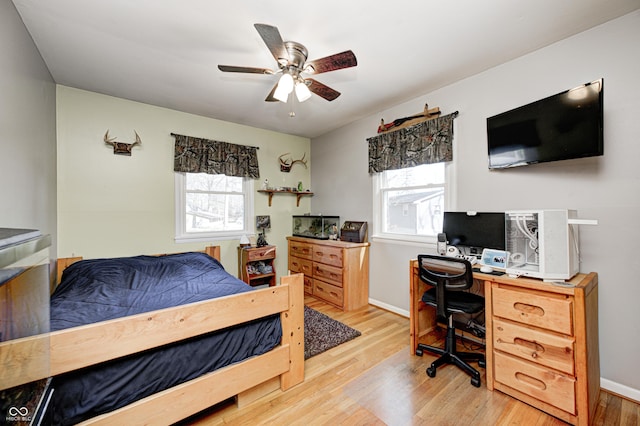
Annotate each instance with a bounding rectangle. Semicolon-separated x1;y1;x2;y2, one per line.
49;252;281;425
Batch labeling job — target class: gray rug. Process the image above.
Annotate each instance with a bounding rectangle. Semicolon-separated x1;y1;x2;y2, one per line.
304;306;361;359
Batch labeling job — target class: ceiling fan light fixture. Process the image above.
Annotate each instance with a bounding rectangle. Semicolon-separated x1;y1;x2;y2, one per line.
278;72;294;93
295;80;311;102
219;24;357;104
273;85;289;102
274;72;294;102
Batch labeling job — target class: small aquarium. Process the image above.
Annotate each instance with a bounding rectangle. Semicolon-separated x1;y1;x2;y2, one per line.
292;215;340;240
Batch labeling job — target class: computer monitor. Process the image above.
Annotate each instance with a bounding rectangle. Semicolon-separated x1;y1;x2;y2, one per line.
442;212;506;256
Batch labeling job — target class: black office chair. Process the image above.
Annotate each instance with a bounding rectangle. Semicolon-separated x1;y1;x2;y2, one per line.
415;254;486;387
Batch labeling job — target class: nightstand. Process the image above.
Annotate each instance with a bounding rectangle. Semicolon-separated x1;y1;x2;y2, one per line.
237;245;276;287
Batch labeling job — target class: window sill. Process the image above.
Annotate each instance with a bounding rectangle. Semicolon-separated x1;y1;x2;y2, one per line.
175;232;252;244
371;234;437;249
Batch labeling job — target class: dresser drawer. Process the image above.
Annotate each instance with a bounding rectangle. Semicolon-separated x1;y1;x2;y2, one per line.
313;262;343;287
312;245;343;268
494;351;576;415
246;245;276;261
289;241;313;260
288;256;313;276
492;286;573;335
493;318;575;375
313;280;344;307
303;275;313;294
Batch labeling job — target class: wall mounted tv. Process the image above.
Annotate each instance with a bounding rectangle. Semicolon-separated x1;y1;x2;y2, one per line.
487;79;603;169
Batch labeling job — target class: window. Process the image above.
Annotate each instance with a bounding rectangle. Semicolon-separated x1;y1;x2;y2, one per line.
175;172;254;242
373;163;446;241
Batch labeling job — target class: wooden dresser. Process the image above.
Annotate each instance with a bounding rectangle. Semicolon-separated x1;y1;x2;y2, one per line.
409;260;599;426
287;236;369;311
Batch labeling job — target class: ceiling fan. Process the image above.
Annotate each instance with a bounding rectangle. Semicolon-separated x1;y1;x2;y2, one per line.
218;24;357;103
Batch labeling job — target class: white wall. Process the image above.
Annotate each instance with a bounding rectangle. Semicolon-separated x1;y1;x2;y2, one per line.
311;11;640;397
0;1;57;257
57;86;310;278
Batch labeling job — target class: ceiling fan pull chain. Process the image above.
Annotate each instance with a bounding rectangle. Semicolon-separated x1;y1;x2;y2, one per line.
289;94;296;118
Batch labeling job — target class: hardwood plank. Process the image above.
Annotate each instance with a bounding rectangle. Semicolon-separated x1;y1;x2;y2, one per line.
186;297;639;425
620;396;640;425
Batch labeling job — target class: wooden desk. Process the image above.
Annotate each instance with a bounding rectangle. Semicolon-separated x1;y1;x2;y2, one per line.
409;259;599;426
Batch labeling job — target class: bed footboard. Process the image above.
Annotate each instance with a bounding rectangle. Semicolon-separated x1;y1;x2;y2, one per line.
0;271;305;425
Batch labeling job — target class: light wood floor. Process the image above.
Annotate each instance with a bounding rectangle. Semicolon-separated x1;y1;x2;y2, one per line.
185;296;639;425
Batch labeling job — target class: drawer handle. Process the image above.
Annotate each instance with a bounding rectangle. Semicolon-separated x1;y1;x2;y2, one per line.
514;338;545;358
515;372;547;391
513;302;545;317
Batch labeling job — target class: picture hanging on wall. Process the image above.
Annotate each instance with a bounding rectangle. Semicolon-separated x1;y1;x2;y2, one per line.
256;215;271;229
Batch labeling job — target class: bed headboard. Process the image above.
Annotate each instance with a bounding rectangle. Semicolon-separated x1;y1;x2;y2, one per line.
55;246;221;285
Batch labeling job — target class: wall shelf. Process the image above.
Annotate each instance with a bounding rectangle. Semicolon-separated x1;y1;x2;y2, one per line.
258;189;314;207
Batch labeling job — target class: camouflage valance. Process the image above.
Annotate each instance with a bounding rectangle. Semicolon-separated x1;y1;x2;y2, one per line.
367;112;458;173
172;133;260;178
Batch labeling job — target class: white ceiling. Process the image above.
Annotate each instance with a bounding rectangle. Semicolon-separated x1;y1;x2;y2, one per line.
12;0;640;139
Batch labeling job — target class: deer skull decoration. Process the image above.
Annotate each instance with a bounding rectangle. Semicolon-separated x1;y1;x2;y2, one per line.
278;152;307;172
104;130;142;156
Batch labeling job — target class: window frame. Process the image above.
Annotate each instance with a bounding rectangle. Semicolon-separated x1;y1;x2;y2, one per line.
174;172;254;243
372;162;452;244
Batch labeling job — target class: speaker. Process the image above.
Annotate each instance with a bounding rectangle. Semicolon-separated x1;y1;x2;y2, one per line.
437;233;447;255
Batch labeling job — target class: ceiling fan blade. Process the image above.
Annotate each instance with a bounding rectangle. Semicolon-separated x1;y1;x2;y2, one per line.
218;65;274;74
306;78;341;101
254;23;288;64
305;50;357;74
265;82;279;102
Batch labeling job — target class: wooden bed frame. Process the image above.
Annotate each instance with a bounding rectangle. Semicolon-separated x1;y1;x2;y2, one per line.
0;246;305;425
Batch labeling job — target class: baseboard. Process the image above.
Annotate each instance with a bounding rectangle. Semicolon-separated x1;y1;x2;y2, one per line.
601;378;640;403
368;298;409;318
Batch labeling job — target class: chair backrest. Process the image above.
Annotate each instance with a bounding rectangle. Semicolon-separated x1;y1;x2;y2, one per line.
417;254;474;320
418;254;474;291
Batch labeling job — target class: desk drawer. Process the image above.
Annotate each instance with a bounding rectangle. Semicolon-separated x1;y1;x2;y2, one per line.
492;287;573;335
494;351;576;415
313;280;343;307
289;256;313;276
312;246;343;268
493;318;575;375
313;262;343;287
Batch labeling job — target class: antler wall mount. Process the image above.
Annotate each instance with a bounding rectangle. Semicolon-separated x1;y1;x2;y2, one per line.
279;152;307;172
104;130;142;156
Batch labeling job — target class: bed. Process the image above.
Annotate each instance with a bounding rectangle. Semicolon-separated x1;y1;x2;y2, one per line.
0;246;304;425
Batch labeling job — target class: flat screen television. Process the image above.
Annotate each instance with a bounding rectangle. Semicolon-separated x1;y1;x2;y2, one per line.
442;211;505;256
487;79;603;169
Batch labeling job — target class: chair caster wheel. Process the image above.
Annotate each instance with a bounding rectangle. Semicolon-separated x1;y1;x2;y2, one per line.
415;348;423;356
426;366;436;378
471;377;481;387
478;359;486;369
